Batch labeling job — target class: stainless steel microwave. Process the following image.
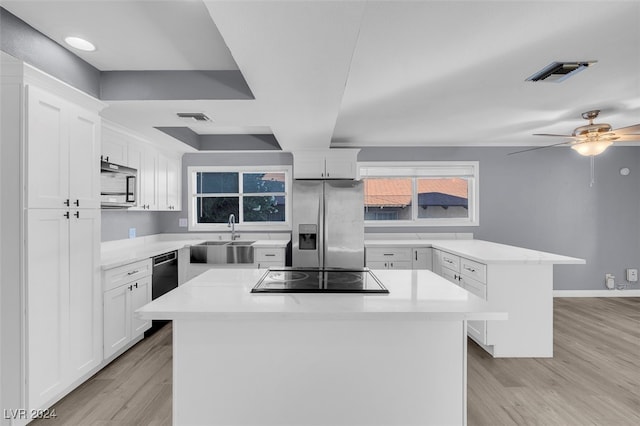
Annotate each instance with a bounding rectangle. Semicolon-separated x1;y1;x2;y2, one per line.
100;160;137;208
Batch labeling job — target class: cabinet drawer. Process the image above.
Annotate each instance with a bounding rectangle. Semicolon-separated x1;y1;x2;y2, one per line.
437;251;460;271
366;247;412;262
103;258;152;292
255;248;285;262
461;275;487;300
460;258;486;283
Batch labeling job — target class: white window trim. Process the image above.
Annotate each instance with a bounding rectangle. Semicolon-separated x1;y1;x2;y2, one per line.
187;165;292;231
359;161;479;227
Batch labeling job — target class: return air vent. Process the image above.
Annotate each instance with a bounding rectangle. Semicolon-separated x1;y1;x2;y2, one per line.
176;112;212;122
526;61;596;83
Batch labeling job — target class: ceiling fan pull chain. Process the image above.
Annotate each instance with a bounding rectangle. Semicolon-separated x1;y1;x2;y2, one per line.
590;156;595;187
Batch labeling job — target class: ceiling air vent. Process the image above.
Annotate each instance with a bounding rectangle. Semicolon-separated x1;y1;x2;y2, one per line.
176;112;212;122
526;61;596;83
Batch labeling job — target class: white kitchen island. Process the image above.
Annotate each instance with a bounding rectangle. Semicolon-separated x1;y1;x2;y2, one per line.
138;268;504;426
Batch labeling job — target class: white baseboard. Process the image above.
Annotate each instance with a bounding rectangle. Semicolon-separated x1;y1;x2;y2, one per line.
554;289;640;297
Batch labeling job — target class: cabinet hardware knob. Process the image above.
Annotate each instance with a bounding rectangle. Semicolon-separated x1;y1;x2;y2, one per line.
74;211;80;218
127;270;139;275
63;212;70;219
128;285;133;291
134;283;138;288
265;254;275;257
64;199;70;206
106;156;109;162
74;199;79;206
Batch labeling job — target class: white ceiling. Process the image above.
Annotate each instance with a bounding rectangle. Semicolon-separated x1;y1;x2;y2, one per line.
3;0;640;153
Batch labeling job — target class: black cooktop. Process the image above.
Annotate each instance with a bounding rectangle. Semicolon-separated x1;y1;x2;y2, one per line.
251;268;389;294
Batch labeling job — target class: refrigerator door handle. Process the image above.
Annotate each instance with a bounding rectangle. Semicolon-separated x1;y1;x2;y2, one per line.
319;184;325;268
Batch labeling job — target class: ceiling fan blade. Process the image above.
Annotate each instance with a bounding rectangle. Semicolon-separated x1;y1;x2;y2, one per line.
508;141;571;155
613;123;640;134
532;133;577;138
613;134;640;142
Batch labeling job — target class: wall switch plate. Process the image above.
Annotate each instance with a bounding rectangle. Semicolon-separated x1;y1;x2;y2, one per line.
179;218;188;227
128;228;136;239
626;268;638;282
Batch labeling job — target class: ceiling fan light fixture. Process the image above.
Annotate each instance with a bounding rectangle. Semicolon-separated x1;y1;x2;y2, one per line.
571;140;613;156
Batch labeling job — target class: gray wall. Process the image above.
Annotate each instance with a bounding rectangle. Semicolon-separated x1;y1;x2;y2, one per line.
158;152;294;234
101;211;164;242
359;146;640;291
0;7;100;97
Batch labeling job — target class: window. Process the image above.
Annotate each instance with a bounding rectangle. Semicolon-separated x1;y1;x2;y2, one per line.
188;166;291;230
359;162;479;226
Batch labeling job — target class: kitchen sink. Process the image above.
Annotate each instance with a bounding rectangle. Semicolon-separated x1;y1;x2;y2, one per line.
190;241;255;264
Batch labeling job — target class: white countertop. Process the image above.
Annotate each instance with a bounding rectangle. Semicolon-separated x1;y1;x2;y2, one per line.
366;239;585;265
137;268;506;322
101;237;289;269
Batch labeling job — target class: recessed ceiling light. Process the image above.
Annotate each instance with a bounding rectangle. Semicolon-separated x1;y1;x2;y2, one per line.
64;36;96;52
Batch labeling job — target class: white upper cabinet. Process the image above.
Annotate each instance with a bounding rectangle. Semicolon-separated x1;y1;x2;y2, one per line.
26;85;101;209
100;131;127;165
158;153;181;211
103;121;181;211
293;149;359;179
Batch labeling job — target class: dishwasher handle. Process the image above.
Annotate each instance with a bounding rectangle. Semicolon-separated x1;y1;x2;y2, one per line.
153;251;177;267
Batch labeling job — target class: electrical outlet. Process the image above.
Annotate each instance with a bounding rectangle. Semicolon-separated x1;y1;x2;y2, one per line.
626;268;638;282
178;218;188;227
605;273;615;290
128;228;136;239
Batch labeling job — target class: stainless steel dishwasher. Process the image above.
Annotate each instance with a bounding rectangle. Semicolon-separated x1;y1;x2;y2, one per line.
146;250;178;336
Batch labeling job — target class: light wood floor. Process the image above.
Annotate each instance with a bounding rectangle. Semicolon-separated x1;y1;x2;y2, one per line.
32;298;639;426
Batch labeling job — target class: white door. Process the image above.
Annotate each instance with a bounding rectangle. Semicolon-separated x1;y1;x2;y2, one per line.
127;142;145;210
130;276;152;337
68;106;100;209
26;209;70;410
166;155;181;210
26;85;70;209
143;148;158;210
68;209;101;378
103;285;130;359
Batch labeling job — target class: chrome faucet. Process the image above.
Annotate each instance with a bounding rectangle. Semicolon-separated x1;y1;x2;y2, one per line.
227;214;239;240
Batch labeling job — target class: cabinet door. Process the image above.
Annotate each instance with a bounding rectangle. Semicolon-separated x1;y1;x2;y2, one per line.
26;85;70;209
440;266;460;286
103;285;130;359
157;154;169;210
142;148;158;210
130;276;152;337
293;153;325;179
366;260;389;269
166;155;181;210
101;128;128;165
68;105;101;209
26;209;70;410
126;141;145;210
412;248;432;270
68;209;101;379
324;152;357;179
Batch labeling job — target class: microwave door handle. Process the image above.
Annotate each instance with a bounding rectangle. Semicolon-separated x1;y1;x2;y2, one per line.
126;175;136;202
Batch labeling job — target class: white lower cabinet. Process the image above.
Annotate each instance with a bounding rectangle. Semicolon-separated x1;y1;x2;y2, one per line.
366;247;431;270
26;208;101;412
103;259;152;359
433;249;489;345
255;247;286;269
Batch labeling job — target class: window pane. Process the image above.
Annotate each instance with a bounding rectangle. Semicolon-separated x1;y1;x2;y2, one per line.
196;197;239;223
417;178;468;219
243;196;286;222
363;178;412;221
196;172;239;194
243;173;286;193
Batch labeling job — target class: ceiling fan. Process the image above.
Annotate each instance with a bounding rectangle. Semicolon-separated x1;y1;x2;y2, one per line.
510;110;640;156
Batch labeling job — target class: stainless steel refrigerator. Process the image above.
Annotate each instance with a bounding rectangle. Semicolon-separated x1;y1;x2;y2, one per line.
292;180;364;268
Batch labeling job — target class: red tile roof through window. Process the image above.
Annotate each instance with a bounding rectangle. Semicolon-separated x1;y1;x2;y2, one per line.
364;178;467;207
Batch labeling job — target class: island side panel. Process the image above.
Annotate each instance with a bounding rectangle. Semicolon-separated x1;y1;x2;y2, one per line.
173;318;466;426
483;264;554;358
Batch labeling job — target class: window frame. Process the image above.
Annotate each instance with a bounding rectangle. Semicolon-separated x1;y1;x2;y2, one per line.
359;161;479;227
187;165;292;231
